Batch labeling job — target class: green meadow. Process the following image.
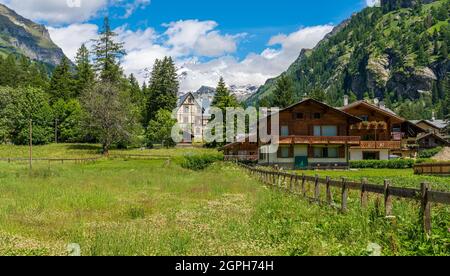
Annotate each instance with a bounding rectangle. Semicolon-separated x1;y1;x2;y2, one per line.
0;144;448;256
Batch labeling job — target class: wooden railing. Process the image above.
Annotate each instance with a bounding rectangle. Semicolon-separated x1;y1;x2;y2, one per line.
357;141;402;149
239;164;450;235
278;136;361;145
414;163;450;176
350;122;388;130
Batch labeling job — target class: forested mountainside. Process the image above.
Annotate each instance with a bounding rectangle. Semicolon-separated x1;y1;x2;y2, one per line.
247;0;450;120
0;4;66;67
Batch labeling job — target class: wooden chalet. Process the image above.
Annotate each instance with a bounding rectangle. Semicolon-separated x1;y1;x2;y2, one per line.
258;98;362;169
222;138;259;162
341;100;424;159
416;132;450;149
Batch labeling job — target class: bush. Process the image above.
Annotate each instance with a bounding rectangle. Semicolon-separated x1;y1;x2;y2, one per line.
418;147;443;159
350;159;416;169
180;153;223;171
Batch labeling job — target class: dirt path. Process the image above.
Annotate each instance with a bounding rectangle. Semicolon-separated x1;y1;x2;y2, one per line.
433;147;450;161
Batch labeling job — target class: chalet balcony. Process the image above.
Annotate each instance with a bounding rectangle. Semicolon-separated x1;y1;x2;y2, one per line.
356;141;402;150
277;136;361;145
224;155;258;162
350;121;388;130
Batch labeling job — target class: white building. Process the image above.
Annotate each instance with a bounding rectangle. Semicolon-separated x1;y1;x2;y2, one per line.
176;92;211;144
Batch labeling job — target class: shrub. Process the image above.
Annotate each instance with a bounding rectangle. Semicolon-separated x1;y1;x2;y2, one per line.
350;159;416;169
180;153;223;171
418;147;443;159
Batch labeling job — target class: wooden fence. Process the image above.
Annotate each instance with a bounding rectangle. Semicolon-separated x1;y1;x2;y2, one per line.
0;157;101;164
414;162;450;176
0;154;171;164
239;164;450;235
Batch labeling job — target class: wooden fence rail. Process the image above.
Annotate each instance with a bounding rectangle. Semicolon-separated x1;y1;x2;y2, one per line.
0;154;171;164
239;164;450;235
0;157;101;164
414;162;450;176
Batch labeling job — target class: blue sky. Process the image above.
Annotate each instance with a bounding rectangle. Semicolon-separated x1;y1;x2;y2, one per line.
0;0;375;91
95;0;368;59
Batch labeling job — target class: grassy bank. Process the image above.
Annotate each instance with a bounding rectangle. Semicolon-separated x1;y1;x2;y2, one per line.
0;145;448;256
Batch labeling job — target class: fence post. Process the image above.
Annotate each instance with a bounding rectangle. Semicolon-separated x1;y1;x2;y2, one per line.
302;174;306;196
289;175;294;192
384;180;393;216
326;176;333;205
314;175;320;202
361;178;368;209
341;178;348;213
420;182;432;236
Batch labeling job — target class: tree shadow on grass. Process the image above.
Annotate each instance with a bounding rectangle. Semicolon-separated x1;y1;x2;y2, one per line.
66;144;102;152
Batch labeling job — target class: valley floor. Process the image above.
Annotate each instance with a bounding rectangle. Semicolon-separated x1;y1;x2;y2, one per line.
0;144;448;256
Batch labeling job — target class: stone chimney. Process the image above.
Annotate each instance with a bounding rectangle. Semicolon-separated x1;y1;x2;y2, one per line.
432;111;436;121
344;95;349;106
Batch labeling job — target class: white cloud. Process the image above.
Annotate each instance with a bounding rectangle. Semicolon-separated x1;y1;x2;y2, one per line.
117;0;151;19
0;0;108;25
177;25;334;91
48;23;99;60
0;0;151;25
163;20;243;58
49;19;333;92
366;0;381;7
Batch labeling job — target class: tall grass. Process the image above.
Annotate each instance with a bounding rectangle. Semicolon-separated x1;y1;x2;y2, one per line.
0;146;448;256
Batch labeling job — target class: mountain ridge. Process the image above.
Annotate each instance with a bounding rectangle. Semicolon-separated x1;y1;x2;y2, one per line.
0;3;67;67
246;0;450;120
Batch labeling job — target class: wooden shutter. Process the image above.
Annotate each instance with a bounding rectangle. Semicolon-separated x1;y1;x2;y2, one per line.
289;146;294;158
308;146;314;158
277;147;282;158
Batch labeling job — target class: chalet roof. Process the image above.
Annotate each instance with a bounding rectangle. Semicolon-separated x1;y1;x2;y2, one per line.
411;120;448;130
273;98;362;123
340;101;404;122
417;132;450;145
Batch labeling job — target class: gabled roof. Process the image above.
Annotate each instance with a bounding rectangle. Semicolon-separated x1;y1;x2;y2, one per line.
270;98;362;123
411;120;448;130
417;132;450;145
177;92;202;108
340;100;404;122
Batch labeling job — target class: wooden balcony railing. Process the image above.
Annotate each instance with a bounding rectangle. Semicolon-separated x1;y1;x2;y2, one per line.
224;155;258;162
357;141;402;150
277;136;361;145
350;122;388;130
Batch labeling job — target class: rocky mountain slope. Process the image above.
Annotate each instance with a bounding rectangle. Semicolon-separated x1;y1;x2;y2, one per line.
247;0;449;119
0;4;66;67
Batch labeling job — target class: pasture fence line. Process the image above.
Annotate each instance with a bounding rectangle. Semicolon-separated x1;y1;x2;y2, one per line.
0;154;172;165
238;164;450;235
0;157;101;164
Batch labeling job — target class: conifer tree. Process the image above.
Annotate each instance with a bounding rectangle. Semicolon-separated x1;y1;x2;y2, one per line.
212;77;239;110
128;73;144;104
92;17;126;83
48;57;75;102
145;57;179;123
272;74;295;108
75;44;95;96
